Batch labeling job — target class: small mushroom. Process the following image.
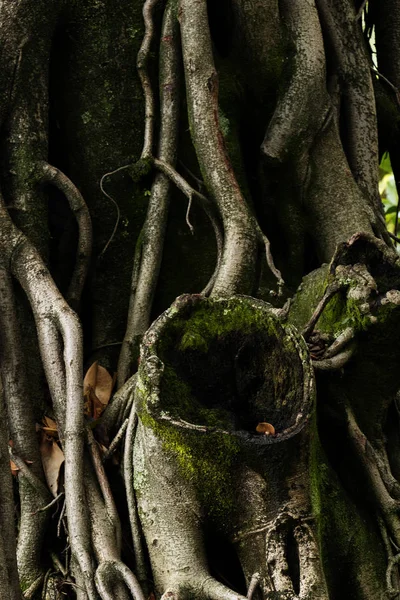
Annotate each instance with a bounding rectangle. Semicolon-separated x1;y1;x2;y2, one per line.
256;422;275;436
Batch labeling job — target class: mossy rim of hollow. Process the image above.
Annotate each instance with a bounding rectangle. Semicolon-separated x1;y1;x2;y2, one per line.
138;294;314;440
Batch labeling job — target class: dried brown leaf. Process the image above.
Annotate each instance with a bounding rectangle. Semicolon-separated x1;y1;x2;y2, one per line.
83;361;98;394
84;388;105;420
10;460;19;476
94;364;113;406
40;416;59;439
83;362;113;420
39;433;65;497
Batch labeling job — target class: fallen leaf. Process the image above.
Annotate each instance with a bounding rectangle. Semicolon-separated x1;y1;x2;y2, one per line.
9;456;33;476
39;433;65;497
94;365;113;405
83;362;113;420
83;361;98;392
40;416;59;439
84;388;104;420
10;460;19;476
256;422;276;436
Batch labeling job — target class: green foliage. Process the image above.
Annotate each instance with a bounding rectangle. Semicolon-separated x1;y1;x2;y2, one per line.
380;153;399;236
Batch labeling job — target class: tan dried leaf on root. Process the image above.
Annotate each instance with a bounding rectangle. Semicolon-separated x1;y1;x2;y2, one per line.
9;459;34;476
256;422;276;436
39;416;59;439
10;460;19;477
84;361;114;420
39;432;65;497
9;440;34;476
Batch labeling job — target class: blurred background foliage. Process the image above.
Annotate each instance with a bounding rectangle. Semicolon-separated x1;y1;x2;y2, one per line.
380;153;399;238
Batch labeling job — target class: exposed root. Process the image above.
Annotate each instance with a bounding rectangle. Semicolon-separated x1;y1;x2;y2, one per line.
117;0;181;386
137;0;164;159
344;399;400;548
315;0;385;231
0;267;48;588
37;162;92;310
246;572;260;599
179;0;260;296
95;560;146;600
102;418;129;462
86;428;122;553
99;165;127;258
0;197;97;598
123;399;148;587
0;387;20;599
302;281;342;340
261;0;330;162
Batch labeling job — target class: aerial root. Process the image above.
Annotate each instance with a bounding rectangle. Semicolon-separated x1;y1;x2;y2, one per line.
257;228;284;292
101;373;136;432
36;161;92;309
246;573;261;599
102;418;129;462
261;0;330;162
95;560;146;600
137;0;165;160
302;280;342;340
315;0;385;230
264;515;328;598
23;574;44;600
123;398;148;586
312;346;354;371
160;577;248;600
8;448;51;502
117;0;223;385
345;399;400;550
0;389;19;599
86;428;122;553
386;552;400;597
0;195;97;598
0;266;47;590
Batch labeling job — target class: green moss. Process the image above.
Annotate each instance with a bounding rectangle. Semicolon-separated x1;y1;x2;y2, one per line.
289;265;375;338
310;424;386;597
128;157;153;182
138;296;313;524
159;297;277;356
140;407;240;524
288;266;329;330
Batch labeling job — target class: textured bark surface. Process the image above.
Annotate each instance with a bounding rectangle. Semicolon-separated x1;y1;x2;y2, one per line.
0;0;399;599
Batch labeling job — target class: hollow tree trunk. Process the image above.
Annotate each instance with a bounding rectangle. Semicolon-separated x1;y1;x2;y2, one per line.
134;294;328;599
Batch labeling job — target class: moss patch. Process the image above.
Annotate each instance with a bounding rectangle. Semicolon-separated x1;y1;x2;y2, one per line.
310;424;387;598
140;406;240;525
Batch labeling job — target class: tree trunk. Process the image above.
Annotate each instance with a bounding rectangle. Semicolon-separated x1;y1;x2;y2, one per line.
0;0;399;599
